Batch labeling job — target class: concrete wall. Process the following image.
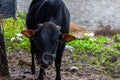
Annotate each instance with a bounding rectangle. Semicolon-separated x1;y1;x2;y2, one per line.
17;0;31;13
0;0;15;18
17;0;120;31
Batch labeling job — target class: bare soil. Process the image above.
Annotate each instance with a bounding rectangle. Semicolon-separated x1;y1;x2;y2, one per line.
8;50;114;80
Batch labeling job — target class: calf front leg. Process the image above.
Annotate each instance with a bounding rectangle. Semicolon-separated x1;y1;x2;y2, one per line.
31;52;35;74
38;68;45;80
55;62;61;80
55;44;65;80
30;40;36;74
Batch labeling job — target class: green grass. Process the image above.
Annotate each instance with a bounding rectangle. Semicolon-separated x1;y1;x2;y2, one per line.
3;13;30;52
67;35;120;75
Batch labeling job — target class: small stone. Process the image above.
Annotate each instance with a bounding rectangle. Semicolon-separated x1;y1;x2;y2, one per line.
65;46;75;52
68;66;79;72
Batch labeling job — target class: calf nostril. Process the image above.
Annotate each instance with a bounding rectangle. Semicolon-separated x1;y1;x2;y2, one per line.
48;61;53;65
43;60;52;66
42;53;53;66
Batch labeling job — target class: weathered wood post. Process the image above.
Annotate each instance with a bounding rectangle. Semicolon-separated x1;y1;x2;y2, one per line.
0;0;16;79
0;21;10;78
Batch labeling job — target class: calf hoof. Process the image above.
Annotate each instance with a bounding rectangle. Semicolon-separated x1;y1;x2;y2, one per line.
31;72;35;75
38;73;45;80
31;67;35;74
55;76;61;80
38;78;44;80
31;70;35;74
38;76;44;80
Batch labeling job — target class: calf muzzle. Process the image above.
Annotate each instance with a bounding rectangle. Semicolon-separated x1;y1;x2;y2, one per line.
39;53;53;68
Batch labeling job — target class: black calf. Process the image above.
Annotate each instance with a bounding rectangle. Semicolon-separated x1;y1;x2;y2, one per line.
22;0;75;80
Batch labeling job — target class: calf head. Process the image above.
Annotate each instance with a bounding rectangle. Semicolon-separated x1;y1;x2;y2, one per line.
22;22;75;68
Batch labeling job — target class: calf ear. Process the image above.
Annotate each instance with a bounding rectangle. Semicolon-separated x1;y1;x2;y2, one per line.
61;34;76;42
21;30;35;38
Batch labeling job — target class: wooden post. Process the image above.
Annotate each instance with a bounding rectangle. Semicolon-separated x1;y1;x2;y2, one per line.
0;20;10;79
0;0;16;79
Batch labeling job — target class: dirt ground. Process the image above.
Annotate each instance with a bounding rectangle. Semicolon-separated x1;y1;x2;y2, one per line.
8;50;115;80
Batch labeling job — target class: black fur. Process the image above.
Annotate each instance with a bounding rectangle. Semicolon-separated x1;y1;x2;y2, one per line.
26;0;70;80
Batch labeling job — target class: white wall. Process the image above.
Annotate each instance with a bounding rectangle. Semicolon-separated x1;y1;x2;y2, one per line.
17;0;120;30
64;0;120;30
17;0;32;13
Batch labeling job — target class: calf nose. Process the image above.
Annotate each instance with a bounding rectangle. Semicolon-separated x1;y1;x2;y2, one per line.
43;60;52;66
42;53;53;68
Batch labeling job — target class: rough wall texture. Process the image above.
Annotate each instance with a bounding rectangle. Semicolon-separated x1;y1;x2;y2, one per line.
17;0;31;12
17;0;120;31
0;0;16;19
